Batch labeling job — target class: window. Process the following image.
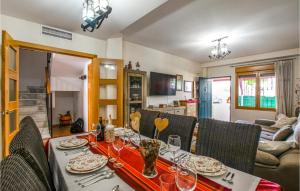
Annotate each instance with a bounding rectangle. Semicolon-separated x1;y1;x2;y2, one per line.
235;64;276;111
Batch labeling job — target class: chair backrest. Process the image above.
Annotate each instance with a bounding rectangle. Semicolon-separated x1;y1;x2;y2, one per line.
9;118;54;191
139;110;160;138
20;116;44;146
0;154;47;191
157;113;197;151
196;118;261;174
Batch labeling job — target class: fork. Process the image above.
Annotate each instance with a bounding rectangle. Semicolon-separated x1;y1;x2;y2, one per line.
227;173;235;184
74;169;110;183
222;172;231;182
81;172;114;188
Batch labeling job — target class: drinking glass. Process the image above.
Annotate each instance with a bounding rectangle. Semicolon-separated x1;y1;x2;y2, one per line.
124;123;133;147
112;130;125;168
90;123;97;146
176;161;197;191
159;173;176;191
167;135;181;171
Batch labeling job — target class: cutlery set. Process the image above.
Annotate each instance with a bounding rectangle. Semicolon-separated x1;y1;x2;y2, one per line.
75;169;115;188
222;172;235;185
173;153;188;162
64;147;89;156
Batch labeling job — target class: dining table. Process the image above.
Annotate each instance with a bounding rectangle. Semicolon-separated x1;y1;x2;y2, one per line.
48;129;281;191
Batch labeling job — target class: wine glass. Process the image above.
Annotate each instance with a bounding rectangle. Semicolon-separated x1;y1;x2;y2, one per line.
124;123;132;147
112;130;125;168
176;160;197;191
167;135;181;171
90;123;97;146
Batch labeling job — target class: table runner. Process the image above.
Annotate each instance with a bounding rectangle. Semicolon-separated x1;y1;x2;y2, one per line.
79;135;281;191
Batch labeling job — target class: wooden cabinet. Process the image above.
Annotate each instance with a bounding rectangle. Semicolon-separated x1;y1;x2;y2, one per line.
180;100;198;117
146;106;186;115
124;69;147;124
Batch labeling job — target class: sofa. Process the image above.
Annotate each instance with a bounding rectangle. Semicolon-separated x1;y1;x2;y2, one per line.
253;114;300;191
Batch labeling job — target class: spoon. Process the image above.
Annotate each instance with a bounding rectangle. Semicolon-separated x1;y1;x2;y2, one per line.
112;185;120;191
81;172;114;188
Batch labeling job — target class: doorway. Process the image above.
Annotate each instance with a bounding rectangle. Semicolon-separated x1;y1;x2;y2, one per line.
2;31;98;156
198;76;231;121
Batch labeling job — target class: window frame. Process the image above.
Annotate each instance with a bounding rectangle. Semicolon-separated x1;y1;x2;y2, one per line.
235;64;276;111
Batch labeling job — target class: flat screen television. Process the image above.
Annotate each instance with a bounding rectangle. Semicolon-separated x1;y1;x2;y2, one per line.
150;72;176;96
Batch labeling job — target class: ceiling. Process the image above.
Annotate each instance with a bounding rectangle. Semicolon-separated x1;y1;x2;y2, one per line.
1;0;167;39
51;53;91;77
2;0;299;63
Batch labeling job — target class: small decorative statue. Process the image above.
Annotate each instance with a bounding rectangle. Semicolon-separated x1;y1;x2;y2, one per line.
128;61;132;69
136;62;140;70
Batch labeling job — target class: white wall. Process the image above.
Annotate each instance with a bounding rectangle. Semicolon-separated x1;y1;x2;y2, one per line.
205;56;300;122
1;15;107;57
52;92;75;125
106;37;123;59
20;49;47;91
0;4;2;160
123;41;201;106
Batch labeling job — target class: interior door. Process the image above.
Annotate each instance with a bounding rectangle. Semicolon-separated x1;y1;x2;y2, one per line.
2;31;20;156
198;77;212;118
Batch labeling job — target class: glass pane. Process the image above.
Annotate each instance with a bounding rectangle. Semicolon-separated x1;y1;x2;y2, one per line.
9;110;17;133
238;74;256;107
129;76;142;101
9;79;16;101
100;63;117;79
99;105;117;120
9;46;16;70
100;85;117;99
260;73;276;109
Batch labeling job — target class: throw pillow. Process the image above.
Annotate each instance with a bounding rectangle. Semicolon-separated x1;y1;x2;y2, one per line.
258;140;292;156
272;125;293;141
255;150;280;166
271;114;297;128
294;122;300;146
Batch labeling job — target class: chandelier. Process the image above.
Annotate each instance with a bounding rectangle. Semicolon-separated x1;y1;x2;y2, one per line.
208;36;231;59
81;0;112;32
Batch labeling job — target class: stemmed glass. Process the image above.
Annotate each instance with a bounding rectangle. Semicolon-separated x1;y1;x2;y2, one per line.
112;130;125;168
167;135;181;171
90;123;99;146
176;160;197;191
124;123;133;147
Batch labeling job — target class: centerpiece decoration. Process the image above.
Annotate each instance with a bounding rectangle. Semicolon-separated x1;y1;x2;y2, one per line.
130;112;169;178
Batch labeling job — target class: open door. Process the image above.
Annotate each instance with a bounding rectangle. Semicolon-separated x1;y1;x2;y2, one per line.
198;77;212;119
2;31;20;156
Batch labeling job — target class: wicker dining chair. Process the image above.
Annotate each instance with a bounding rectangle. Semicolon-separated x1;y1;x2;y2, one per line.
20;116;44;148
0;154;47;191
139;110;160;138
9;119;54;191
157;113;197;151
196;118;261;174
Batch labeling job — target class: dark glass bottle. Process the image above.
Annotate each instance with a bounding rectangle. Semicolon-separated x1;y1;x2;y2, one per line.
97;117;105;141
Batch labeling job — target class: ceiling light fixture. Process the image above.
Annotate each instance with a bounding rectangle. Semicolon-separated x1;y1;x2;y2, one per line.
209;36;231;60
81;0;112;32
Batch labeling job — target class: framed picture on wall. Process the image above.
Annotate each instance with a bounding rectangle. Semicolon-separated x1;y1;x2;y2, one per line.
184;81;193;92
176;74;183;91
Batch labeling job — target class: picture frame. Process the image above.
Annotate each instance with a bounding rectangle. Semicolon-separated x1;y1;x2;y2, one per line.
176;74;183;91
184;81;193;92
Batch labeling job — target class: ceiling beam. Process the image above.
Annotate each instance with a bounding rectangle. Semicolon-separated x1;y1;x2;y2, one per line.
122;0;195;37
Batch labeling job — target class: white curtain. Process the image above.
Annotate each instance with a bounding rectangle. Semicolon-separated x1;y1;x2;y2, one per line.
275;60;294;116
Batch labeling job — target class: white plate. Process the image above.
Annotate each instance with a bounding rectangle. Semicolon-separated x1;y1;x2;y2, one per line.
186;156;228;177
66;154;108;174
59;138;88;148
57;139;88;150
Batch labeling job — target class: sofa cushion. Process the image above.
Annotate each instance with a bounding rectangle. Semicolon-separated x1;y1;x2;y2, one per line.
271;114;297;129
258;141;292;156
255;150;280;166
272;125;293;141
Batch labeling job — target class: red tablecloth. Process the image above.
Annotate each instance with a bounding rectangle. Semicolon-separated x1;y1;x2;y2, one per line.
80;136;281;191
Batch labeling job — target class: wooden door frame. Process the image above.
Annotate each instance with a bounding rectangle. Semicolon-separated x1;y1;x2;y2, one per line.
2;30;99;135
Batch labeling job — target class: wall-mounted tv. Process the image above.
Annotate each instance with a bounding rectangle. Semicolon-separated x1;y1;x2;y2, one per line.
149;72;176;96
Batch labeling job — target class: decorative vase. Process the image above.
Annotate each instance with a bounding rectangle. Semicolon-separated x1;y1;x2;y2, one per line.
139;139;160;178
